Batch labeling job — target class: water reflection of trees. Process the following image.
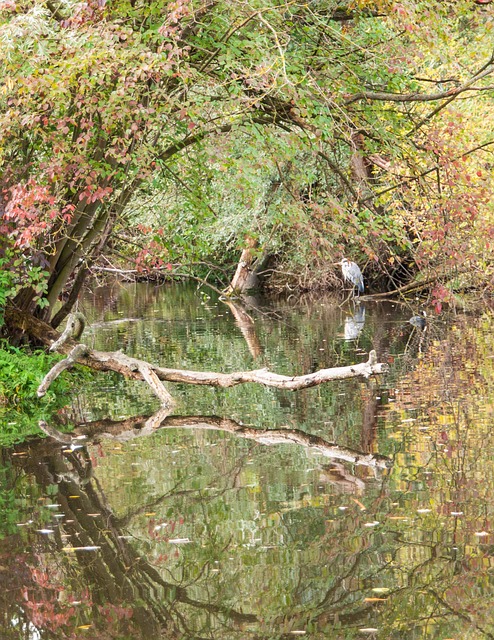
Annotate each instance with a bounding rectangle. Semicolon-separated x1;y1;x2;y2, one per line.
2;413;391;639
381;314;494;639
8;440;257;639
4;310;494;638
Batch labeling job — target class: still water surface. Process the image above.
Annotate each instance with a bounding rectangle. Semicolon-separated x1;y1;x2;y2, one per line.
2;282;494;639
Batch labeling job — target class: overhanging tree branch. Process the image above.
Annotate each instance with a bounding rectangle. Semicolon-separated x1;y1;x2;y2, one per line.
345;62;494;106
362;139;494;203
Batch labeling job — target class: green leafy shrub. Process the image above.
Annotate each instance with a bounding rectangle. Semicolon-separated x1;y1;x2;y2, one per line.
0;246;49;326
0;257;16;327
0;342;88;446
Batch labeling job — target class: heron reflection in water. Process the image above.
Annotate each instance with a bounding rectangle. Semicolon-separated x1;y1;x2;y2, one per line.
405;309;428;355
409;310;427;331
344;304;366;340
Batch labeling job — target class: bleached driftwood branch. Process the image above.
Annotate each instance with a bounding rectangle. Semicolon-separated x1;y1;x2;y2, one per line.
136;362;175;407
37;343;89;397
9;307;388;404
43;344;387;401
49;312;86;351
87;347;387;390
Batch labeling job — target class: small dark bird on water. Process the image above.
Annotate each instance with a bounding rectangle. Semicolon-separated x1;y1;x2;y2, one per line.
339;258;364;296
409;311;427;330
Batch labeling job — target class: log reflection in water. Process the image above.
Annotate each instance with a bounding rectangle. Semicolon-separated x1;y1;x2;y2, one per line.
69;411;392;470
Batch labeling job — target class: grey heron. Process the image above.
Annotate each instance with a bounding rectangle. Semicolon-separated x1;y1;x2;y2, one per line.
339;258;364;296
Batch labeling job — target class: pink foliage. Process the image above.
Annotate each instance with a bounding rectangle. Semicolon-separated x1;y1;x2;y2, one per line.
0;0;16;11
4;180;58;248
158;0;192;38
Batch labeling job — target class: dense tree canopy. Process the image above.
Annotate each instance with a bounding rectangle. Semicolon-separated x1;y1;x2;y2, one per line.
1;0;494;330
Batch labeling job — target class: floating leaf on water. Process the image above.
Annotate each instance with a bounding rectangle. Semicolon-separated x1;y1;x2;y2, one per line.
352;498;366;511
16;520;33;527
168;538;191;544
62;546;101;552
364;597;387;602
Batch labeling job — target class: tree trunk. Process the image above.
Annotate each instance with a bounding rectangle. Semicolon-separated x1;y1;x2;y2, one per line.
350;130;373;194
223;236;260;297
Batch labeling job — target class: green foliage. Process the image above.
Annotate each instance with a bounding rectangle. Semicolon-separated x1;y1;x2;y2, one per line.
0;243;49;323
0;342;86;445
0;258;16;326
119;0;494;292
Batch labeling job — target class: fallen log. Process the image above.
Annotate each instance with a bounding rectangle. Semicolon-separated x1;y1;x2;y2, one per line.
49;312;86;351
37;343;89;397
7;307;388;402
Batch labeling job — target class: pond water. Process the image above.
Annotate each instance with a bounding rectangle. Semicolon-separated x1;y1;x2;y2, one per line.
2;282;494;639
